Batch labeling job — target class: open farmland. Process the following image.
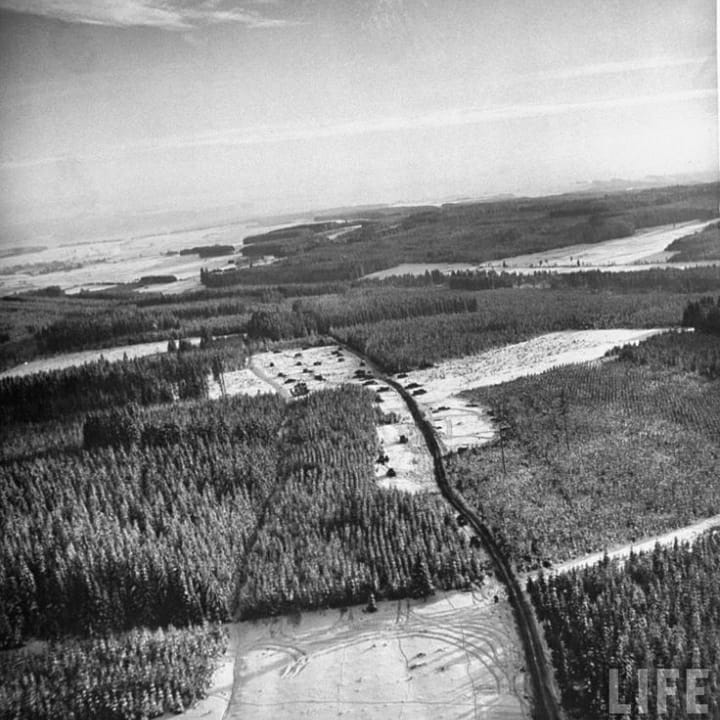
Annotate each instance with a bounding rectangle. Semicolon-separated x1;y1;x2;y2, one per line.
0;218;294;295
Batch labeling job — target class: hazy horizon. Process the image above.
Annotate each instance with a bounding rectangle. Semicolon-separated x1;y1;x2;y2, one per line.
1;0;717;245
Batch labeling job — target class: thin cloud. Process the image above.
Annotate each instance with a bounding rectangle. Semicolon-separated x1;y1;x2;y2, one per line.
2;87;716;170
530;56;711;81
0;0;296;29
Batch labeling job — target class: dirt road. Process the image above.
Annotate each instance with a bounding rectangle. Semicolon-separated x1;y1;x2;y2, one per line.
525;513;720;581
339;339;563;720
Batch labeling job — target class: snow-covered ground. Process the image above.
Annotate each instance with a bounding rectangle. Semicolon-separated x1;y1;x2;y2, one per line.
207;368;275;400
223;586;528;720
363;219;719;280
487;219;718;271
0;220;289;295
0;337;201;379
398;328;668;452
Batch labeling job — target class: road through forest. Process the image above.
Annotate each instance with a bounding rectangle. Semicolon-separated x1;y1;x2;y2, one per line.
337;339;564;720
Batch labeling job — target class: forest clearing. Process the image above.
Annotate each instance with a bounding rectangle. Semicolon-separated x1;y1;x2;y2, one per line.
226;586;528;720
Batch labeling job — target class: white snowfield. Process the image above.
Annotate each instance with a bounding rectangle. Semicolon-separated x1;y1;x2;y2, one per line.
363;219;719;279
0;337;201;379
400;328;668;452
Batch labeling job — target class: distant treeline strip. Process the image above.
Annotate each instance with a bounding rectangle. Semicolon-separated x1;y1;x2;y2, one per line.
447;265;720;293
245;290;478;340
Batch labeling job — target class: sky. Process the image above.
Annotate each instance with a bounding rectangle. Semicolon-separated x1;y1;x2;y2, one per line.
0;0;717;243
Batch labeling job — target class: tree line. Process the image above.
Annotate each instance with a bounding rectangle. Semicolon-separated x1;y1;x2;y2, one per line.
448;266;720;294
683;296;720;334
610;329;720;380
0;350;218;424
0;624;227;720
334;290;701;373
529;533;720;719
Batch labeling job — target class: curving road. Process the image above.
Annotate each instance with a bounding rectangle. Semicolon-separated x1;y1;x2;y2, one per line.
336;337;564;720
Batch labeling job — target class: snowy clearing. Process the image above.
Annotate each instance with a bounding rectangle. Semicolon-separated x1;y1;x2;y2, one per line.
363;219;719;279
217;344;435;494
398;328;668;452
486;219;719;271
224;587;529;720
208;368;275;400
0;337;200;379
364;261;479;279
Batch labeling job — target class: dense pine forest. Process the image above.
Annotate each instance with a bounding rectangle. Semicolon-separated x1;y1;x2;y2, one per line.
333;290;704;372
200;182;718;286
0;373;484;717
0;349;216;424
529;532;720;719
447;332;720;569
610;328;720;379
0;624;227;720
666;221;720;261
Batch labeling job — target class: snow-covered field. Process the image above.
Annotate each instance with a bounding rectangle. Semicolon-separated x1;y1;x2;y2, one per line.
397;328;668;451
224;586;529;720
0;337;201;379
363;219;719;280
489;219;718;271
0;226;243;295
0;219;289;295
207;368;275;399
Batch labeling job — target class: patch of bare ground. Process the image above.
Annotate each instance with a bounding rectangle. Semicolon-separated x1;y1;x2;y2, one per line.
226;587;529;720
